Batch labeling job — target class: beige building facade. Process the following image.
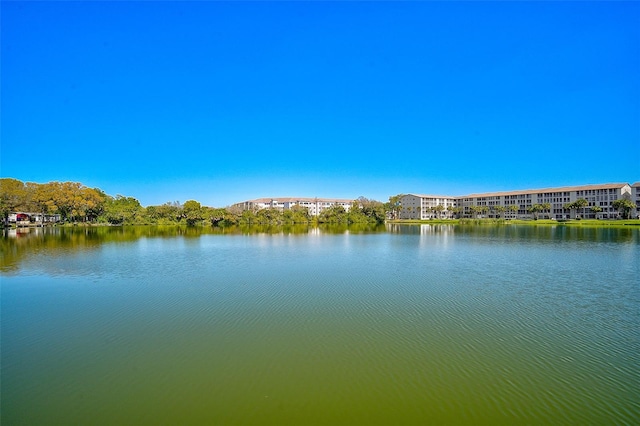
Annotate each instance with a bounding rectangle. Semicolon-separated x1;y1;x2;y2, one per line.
232;197;354;216
632;182;640;218
398;194;458;220
400;183;635;220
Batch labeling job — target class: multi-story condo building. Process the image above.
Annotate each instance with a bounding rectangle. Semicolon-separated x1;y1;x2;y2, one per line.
400;183;634;220
632;182;640;216
398;194;458;220
231;197;354;216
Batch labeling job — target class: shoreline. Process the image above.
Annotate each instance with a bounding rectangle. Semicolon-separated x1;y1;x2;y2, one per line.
386;219;640;227
4;219;640;230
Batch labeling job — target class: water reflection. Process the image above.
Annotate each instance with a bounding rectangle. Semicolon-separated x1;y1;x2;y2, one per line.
386;223;640;243
2;222;638;425
2;223;638;273
0;224;385;272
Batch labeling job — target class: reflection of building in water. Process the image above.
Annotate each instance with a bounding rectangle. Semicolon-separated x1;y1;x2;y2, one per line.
419;224;454;236
419;224;454;248
231;197;354;216
400;183;635;220
7;227;35;238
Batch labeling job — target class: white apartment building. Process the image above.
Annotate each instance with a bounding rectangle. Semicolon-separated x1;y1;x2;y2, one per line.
632;182;640;218
398;194;458;220
400;183;634;220
231;197;354;216
461;183;632;219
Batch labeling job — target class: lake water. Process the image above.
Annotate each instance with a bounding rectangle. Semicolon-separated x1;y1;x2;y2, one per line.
1;224;639;425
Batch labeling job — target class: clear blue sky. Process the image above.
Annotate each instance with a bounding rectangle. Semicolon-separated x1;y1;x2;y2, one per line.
2;1;639;207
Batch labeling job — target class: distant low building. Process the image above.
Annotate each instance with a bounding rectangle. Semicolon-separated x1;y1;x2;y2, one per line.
8;212;62;226
231;197;354;216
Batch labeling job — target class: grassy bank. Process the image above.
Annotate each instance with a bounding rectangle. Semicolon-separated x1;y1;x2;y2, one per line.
387;219;640;227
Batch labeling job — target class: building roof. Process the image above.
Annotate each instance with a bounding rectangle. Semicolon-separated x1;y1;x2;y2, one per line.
631;182;640;188
244;197;355;204
404;193;457;199
462;183;630;199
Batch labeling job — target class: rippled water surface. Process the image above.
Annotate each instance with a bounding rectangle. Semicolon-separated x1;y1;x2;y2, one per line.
2;225;639;425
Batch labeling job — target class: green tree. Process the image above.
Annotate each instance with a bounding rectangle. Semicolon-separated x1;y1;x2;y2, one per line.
224;205;244;224
563;201;575;219
256;208;282;225
507;205;518;219
494;205;506;219
590;205;602;219
318;205;348;223
103;195;144;225
358;197;386;223
25;182;49;219
573;198;588;219
183;200;205;226
207;207;234;226
290;205;311;223
386;194;404;220
479;205;489;218
528;204;543;220
348;201;368;223
612;199;635;219
434;204;445;219
540;203;551;219
239;210;255;225
468;205;481;219
0;178;28;223
449;206;462;219
487;205;495;219
147;202;182;224
44;181;104;222
81;187;107;222
422;206;431;219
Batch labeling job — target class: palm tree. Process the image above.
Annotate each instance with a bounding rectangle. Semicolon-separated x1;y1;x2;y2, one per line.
479;206;489;218
425;206;433;219
469;205;485;219
488;205;495;218
573;198;588;219
449;206;462;219
387;194;404;220
612;199;635;219
541;203;551;219
469;206;477;218
434;204;445;219
527;204;541;220
590;205;602;219
563;202;575;219
444;205;451;219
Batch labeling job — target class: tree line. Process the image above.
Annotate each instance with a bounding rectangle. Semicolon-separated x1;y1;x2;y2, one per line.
4;178;634;225
0;178;388;226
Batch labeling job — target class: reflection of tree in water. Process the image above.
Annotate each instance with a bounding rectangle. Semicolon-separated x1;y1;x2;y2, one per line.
3;224;636;273
2;227;100;272
1;224;391;272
